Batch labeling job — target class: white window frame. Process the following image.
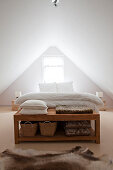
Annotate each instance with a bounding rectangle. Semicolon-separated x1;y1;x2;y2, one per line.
42;55;64;83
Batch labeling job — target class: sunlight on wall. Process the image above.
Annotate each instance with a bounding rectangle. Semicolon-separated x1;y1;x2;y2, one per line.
43;55;64;83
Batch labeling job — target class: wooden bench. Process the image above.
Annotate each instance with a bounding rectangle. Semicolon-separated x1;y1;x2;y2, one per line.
14;109;100;144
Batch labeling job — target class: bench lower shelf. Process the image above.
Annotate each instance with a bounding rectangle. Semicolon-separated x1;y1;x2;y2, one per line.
19;129;95;142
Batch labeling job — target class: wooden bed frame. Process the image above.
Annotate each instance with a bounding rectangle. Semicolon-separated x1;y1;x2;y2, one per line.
14;109;100;144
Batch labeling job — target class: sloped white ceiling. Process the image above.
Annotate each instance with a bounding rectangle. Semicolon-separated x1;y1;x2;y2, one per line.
0;0;113;98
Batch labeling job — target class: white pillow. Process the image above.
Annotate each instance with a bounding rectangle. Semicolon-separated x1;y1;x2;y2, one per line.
20;100;47;110
56;82;74;93
20;108;48;115
39;83;57;93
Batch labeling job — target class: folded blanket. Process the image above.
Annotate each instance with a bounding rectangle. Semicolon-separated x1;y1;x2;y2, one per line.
65;121;91;128
20;108;48;115
65;128;91;136
56;105;93;114
20;100;48;110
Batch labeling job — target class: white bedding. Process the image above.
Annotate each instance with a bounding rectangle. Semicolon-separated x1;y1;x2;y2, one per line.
43;101;99;112
20;108;48;115
16;92;103;112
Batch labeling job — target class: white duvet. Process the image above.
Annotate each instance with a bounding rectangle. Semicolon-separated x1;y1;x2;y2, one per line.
16;92;103;112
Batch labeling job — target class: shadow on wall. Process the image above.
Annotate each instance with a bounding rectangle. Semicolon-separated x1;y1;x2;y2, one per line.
0;46;112;107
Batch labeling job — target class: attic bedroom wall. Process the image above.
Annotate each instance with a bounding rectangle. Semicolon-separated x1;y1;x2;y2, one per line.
0;47;112;107
0;0;113;105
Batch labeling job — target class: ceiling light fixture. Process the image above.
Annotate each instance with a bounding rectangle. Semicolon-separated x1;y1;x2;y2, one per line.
52;0;59;7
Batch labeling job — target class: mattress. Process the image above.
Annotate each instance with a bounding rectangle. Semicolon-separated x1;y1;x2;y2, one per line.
15;92;103;112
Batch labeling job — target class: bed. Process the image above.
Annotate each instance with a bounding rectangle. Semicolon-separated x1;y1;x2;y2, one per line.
15;92;103;112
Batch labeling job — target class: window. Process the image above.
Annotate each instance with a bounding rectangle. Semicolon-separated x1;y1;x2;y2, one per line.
43;55;64;83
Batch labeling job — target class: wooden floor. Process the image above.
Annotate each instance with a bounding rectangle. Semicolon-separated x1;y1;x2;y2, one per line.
0;106;113;157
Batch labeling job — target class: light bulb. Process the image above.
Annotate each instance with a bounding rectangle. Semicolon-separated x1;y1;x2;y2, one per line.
52;0;60;7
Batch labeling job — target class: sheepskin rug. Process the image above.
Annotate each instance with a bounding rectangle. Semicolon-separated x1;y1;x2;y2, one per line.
0;146;113;170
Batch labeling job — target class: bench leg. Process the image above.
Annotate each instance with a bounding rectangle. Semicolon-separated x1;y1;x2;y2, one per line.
95;116;100;144
14;117;19;144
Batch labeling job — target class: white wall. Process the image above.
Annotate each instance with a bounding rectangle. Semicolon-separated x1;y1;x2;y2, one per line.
0;47;112;107
0;0;113;102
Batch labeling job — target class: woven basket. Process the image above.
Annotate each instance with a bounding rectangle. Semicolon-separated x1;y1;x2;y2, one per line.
39;121;57;136
20;121;38;137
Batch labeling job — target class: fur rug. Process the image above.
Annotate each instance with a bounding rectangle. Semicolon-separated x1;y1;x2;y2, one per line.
0;146;113;170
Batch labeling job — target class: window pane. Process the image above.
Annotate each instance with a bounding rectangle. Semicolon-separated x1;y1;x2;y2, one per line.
44;66;64;83
43;56;64;66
